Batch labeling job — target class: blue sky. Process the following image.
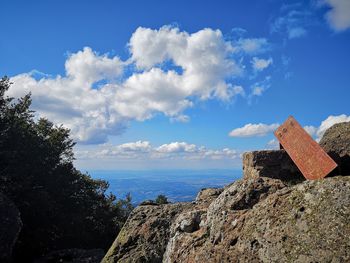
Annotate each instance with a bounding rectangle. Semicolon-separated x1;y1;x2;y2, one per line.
1;0;349;170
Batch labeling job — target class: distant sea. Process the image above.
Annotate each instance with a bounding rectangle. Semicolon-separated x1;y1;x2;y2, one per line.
89;169;242;205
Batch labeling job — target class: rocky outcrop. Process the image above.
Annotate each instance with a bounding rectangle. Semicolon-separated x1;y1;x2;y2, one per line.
102;202;193;263
242;150;303;182
0;193;22;263
163;177;286;262
195;188;223;206
320;121;350;175
107;176;350;262
103;122;350;262
164;176;350;262
232;176;350;262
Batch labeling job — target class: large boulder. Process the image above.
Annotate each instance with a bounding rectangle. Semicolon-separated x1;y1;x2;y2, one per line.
195;188;223;206
103;175;350;262
102;187;224;263
163;177;286;262
0;193;22;262
243;150;304;182
164;176;350;262
232;176;350;262
319;121;350;175
101;202;193;263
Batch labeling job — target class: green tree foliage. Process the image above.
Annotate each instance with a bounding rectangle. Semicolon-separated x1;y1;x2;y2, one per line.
0;77;133;262
155;194;168;204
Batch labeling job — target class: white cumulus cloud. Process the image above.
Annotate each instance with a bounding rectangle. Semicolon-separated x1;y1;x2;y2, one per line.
321;0;350;31
229;123;280;137
129;26;243;101
156;142;197;153
117;141;152;152
65;47;124;84
9;48;126;144
8;26;273;144
251;57;273;71
75;141;240;162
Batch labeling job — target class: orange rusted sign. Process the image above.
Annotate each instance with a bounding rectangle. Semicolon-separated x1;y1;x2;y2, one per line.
274;116;337;180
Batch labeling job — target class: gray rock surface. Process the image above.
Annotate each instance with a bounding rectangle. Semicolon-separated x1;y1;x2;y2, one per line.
101;202;193;263
195;188;223;205
319;121;350;175
233;176;350;262
104;176;350;262
103;176;350;263
0;192;22;263
242;150;304;182
163;177;286;262
164;176;350;262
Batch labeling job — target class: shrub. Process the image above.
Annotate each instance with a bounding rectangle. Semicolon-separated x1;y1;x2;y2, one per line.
0;77;133;261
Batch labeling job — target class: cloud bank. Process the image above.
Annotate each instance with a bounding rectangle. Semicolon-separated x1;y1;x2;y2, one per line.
229;123;279;137
76;141;240;161
74;114;349;169
8;26;271;144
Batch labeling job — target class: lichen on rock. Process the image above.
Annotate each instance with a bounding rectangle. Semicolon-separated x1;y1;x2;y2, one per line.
101;202;193;263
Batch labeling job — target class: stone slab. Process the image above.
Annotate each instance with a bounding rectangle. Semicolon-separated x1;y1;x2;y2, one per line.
274;116;337;180
243;150;303;181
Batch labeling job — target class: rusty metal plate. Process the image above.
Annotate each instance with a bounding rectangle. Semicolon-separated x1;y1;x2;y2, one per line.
274;116;337;180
